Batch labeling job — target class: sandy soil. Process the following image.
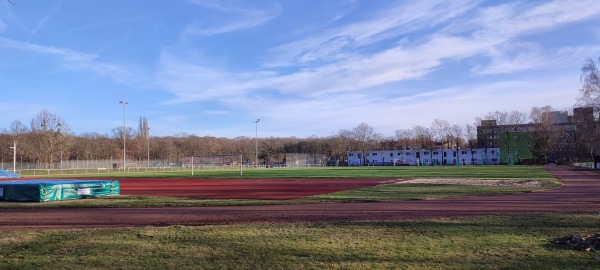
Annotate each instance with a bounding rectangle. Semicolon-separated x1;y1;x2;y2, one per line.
399;179;542;187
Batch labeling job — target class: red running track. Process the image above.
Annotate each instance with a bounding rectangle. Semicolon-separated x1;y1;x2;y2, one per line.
118;178;395;200
0;166;598;230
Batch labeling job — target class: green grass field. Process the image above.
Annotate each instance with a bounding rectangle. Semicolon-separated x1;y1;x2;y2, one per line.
1;213;597;269
22;165;556;180
1;166;592;269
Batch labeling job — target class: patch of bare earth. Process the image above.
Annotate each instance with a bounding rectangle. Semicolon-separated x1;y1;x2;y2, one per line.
398;179;542;187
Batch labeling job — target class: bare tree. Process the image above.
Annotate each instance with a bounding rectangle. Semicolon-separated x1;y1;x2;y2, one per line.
449;124;463;165
413;125;433;165
352;123;376;165
394;128;413;150
465;123;477;164
431;119;450;165
336;129;356;165
579;57;600;114
30;109;69;167
476;110;528;125
530;105;565;163
577;57;600;165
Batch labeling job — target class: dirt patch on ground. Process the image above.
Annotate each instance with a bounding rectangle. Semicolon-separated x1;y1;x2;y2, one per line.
398;179;542;187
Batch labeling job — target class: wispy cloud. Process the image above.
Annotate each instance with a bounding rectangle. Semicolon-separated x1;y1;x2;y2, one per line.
1;38;133;83
150;0;600;137
472;44;600;75
29;0;62;39
261;0;480;67
184;0;281;36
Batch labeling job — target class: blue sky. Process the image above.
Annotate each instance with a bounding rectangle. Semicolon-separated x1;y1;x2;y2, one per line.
1;0;599;138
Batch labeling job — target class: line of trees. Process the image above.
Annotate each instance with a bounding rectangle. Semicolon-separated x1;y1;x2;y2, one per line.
1;58;599;167
0;107;587;167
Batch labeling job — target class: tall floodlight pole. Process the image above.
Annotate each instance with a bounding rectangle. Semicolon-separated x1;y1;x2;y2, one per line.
9;141;16;173
253;119;260;167
119;101;128;170
147;126;150;168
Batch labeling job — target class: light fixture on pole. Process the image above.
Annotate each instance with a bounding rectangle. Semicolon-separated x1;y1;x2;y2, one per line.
253;119;260;167
119;101;128;170
9;141;16;173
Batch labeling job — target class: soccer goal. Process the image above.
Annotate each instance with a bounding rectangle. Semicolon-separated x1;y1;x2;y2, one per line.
189;154;243;176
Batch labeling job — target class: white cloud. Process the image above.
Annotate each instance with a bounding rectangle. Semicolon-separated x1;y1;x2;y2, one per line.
152;0;600;137
184;0;281;36
470;0;600;39
262;0;480;67
1;38;133;83
229;74;580;137
473;44;600;75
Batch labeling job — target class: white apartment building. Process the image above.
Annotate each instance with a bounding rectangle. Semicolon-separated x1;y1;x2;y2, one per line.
347;148;500;166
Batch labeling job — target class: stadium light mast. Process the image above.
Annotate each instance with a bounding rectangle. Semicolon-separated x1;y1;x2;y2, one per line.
147;126;150;168
9;141;16;173
253;119;260;167
119;101;128;171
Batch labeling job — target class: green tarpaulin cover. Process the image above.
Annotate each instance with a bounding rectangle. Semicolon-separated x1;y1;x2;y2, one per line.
0;179;120;202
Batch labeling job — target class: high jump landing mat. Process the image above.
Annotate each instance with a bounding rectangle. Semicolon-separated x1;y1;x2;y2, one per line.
0;179;120;202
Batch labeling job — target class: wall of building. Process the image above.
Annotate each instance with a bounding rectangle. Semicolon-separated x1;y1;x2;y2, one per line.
498;132;535;165
348;148;500;166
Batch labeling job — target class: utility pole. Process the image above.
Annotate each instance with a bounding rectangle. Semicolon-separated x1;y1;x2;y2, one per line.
119;101;128;171
253;119;260;167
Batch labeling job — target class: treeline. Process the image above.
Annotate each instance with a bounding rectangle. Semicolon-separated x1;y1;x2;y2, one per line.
1;57;599;166
0;106;594;167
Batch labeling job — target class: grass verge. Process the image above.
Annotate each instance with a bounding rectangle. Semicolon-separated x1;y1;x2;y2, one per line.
27;165;556;180
0;213;598;269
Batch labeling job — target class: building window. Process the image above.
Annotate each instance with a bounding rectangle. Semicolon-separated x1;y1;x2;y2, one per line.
424;152;429;155
406;152;412;155
443;152;447;157
461;151;467;155
398;152;402;155
472;151;477;154
491;150;495;154
433;151;438;155
373;153;377;156
390;153;393;157
453;152;456;157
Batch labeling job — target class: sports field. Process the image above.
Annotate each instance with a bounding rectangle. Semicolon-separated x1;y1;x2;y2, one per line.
1;165;599;269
